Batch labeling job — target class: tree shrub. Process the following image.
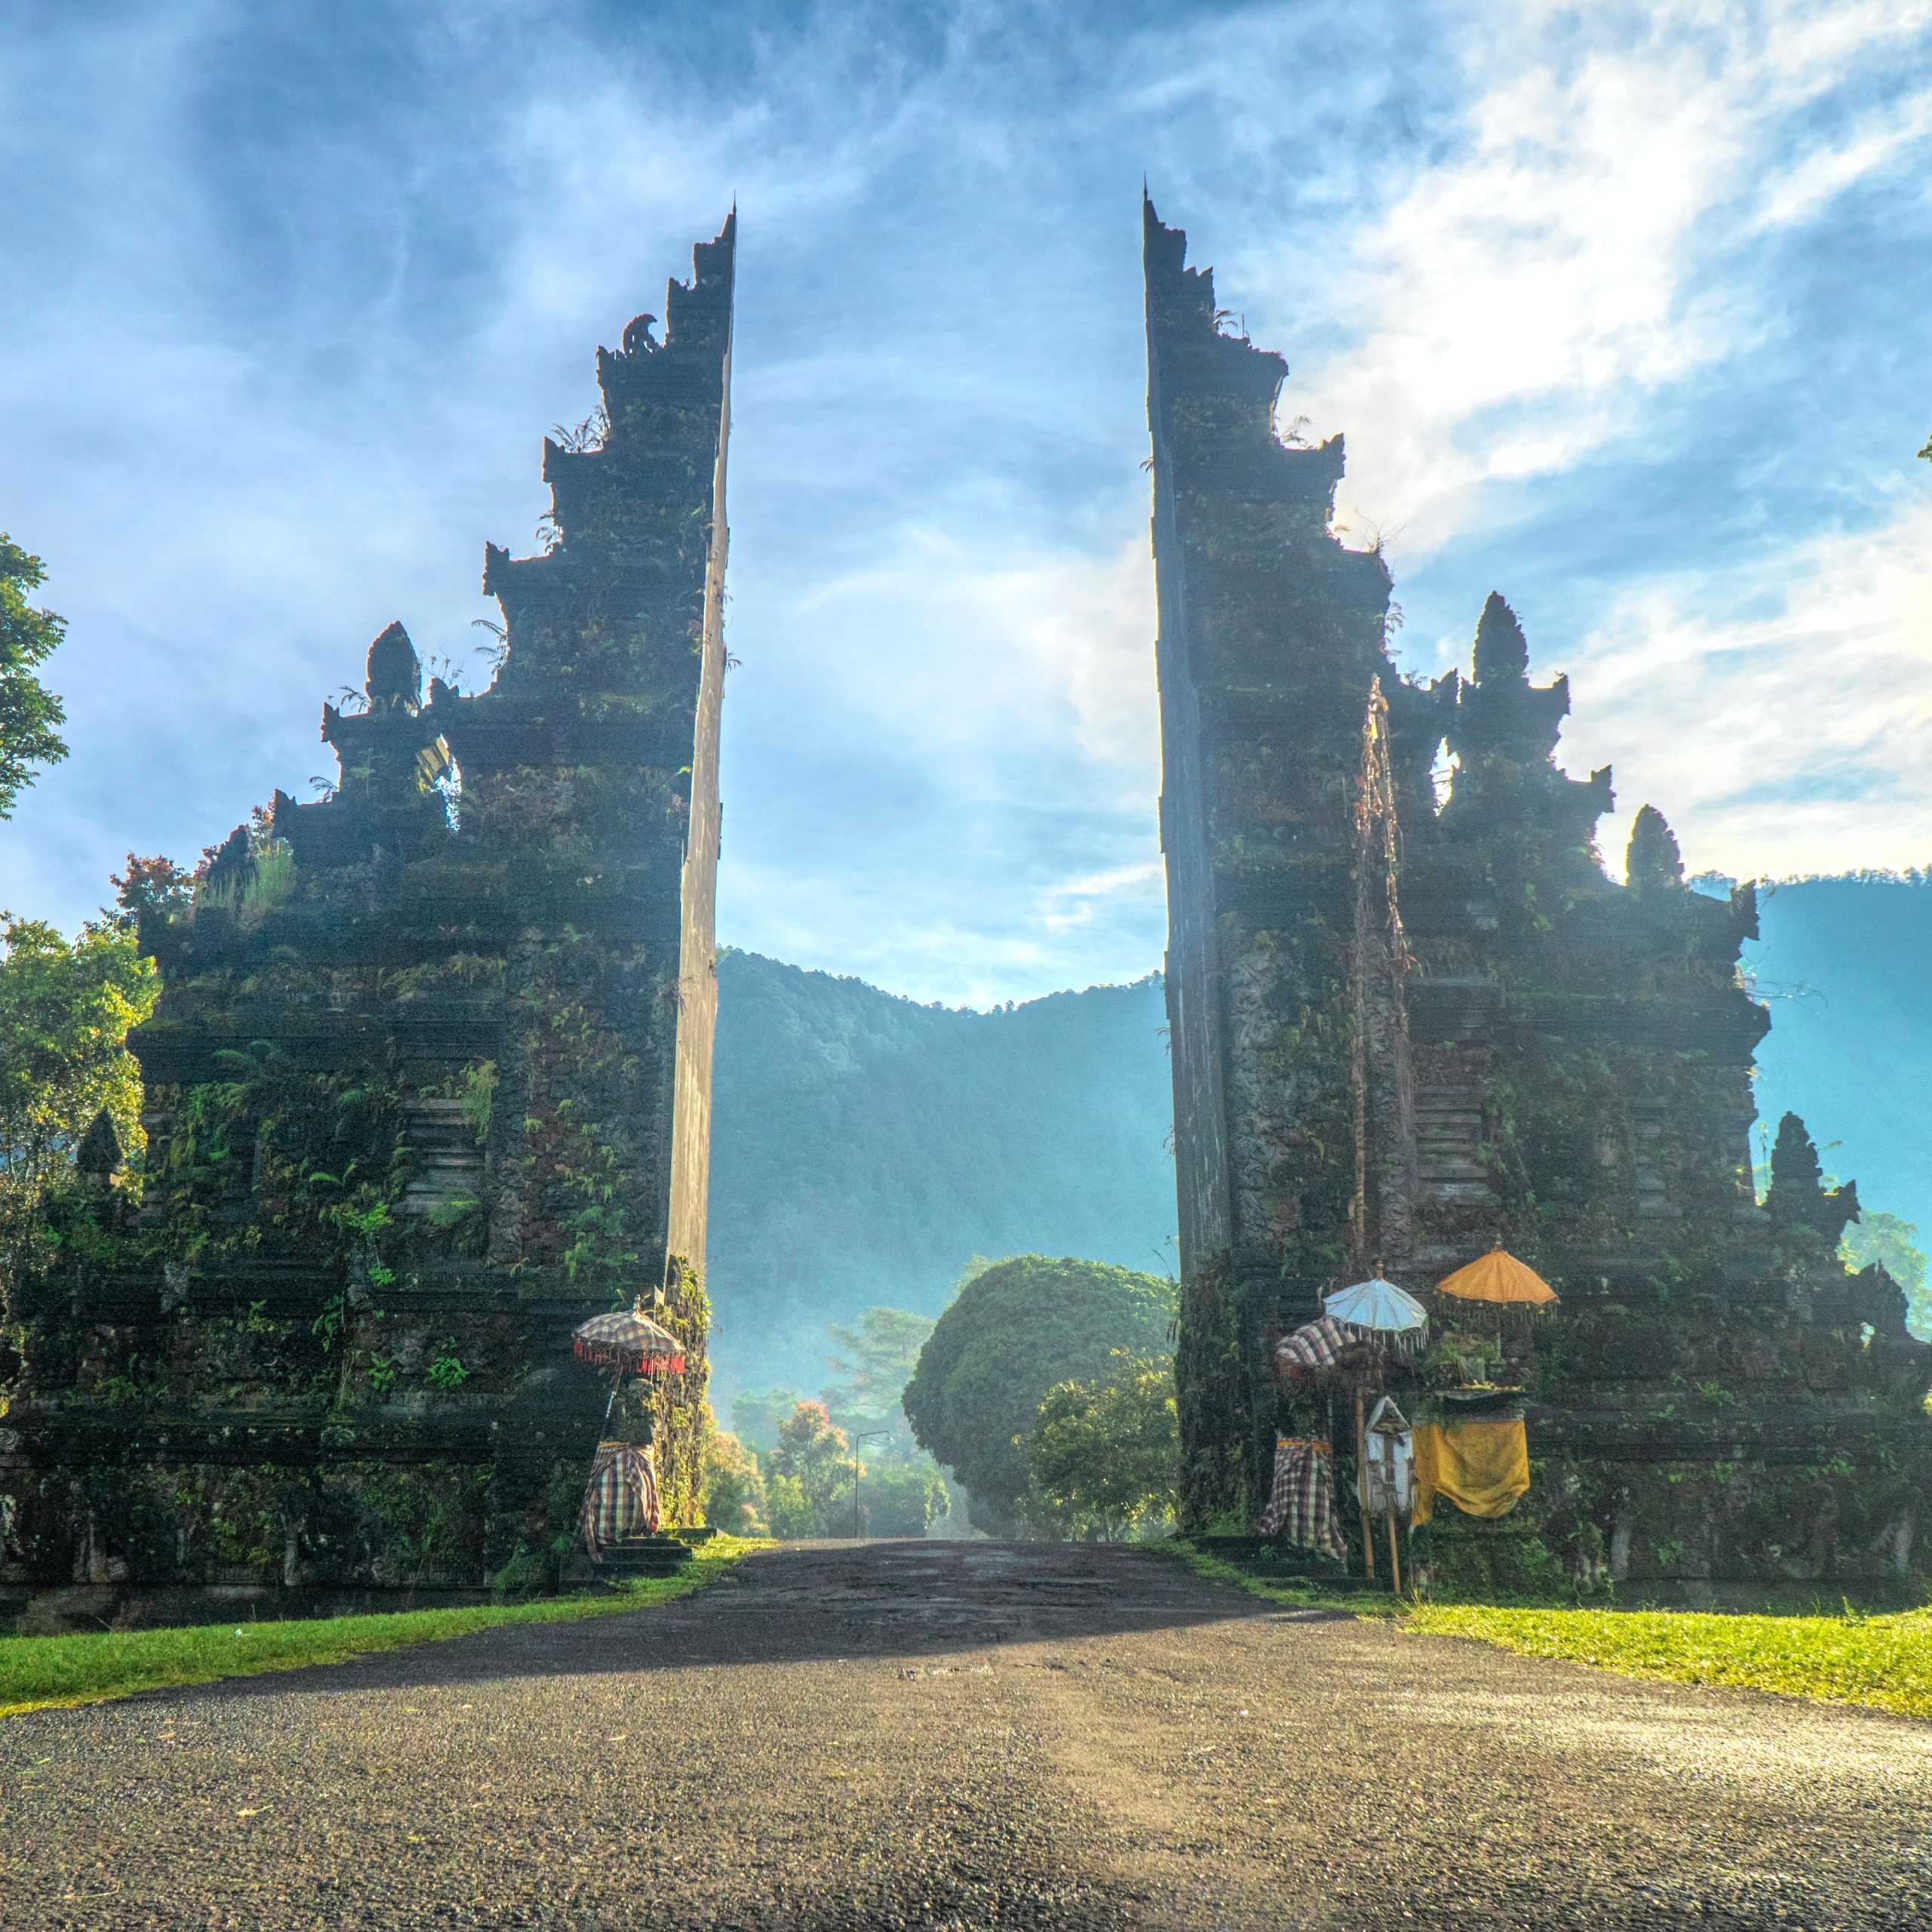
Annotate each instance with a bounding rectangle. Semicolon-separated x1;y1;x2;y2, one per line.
701;1429;768;1534
903;1255;1177;1532
1017;1350;1177;1540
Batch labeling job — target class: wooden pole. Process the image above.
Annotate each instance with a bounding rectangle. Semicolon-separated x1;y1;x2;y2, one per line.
1355;1383;1375;1578
1386;1514;1402;1595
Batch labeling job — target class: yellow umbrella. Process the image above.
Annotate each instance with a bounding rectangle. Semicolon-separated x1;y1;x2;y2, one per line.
1436;1247;1558;1306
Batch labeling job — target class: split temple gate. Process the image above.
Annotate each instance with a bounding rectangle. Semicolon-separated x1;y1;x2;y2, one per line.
1;217;734;1620
1145;197;1932;1592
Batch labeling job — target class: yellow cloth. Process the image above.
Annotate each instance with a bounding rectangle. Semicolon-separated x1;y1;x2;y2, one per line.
1412;1419;1530;1524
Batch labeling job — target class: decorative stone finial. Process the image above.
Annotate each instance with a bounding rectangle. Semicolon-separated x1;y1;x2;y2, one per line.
204;824;254;897
365;621;421;709
1766;1111;1860;1247
75;1108;123;1183
1626;804;1686;895
1472;592;1530;686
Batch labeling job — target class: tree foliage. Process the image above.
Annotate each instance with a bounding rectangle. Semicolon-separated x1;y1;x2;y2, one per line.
729;1385;808;1457
764;1400;858;1537
1017;1349;1177;1540
824;1304;934;1447
1842;1210;1932;1341
0;914;158;1291
0;536;69;818
902;1254;1177;1531
699;1427;768;1534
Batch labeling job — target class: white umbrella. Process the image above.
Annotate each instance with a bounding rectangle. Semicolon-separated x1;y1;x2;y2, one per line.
1323;1277;1429;1359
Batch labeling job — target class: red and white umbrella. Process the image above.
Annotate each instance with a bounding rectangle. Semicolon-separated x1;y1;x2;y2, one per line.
572;1305;686;1376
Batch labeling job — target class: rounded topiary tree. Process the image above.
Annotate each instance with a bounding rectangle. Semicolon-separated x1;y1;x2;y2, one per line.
902;1255;1177;1533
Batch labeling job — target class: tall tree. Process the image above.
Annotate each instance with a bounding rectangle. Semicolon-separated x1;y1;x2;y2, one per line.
823;1305;935;1448
764;1400;859;1537
903;1255;1177;1532
0;536;69;818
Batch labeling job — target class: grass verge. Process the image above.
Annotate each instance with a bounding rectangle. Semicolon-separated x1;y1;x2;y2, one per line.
1168;1540;1932;1716
1;1536;769;1720
1404;1601;1932;1718
1152;1540;1406;1617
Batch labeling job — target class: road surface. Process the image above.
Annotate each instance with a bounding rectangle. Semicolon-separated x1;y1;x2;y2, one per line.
3;1540;1928;1928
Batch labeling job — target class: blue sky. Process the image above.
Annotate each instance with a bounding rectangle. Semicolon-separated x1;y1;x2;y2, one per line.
5;1;1932;1006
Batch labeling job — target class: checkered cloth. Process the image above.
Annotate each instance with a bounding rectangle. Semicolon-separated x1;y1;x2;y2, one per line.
579;1440;661;1559
1257;1435;1346;1561
1274;1315;1354;1379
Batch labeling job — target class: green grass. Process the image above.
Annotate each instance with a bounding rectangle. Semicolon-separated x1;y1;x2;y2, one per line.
1;1537;767;1720
1404;1601;1932;1718
1168;1539;1932;1715
1153;1539;1407;1617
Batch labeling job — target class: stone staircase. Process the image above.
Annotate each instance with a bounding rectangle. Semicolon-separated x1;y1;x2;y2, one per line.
562;1529;700;1586
398;1097;484;1218
1415;1084;1492;1208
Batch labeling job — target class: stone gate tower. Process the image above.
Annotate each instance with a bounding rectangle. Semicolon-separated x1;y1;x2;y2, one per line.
1146;196;1930;1591
1;217;734;1621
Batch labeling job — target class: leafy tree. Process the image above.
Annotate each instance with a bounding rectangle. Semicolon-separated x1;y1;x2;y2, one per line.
0;914;158;1292
902;1254;1177;1533
110;854;195;928
1018;1350;1178;1540
855;1458;949;1537
1842;1210;1932;1341
730;1384;808;1457
0;536;68;818
824;1305;935;1450
765;1400;858;1537
700;1428;768;1534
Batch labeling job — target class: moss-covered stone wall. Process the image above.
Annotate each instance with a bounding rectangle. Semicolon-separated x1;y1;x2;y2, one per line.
0;218;736;1623
1146;198;1932;1578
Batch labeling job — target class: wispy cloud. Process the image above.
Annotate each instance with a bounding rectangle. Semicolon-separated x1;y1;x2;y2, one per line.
1562;490;1932;879
1266;2;1932;555
3;0;1931;1005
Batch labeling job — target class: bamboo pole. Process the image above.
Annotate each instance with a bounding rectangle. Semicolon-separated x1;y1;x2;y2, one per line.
1355;1383;1375;1578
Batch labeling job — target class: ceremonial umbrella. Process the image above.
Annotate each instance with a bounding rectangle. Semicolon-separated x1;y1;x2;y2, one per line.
572;1305;688;1376
1318;1278;1429;1583
1435;1247;1558;1307
1322;1277;1430;1360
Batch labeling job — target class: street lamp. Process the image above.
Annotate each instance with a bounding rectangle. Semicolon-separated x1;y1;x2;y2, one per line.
851;1431;891;1539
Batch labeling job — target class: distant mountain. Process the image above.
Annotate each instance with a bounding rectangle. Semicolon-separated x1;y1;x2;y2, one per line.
705;953;1177;1401
706;878;1932;1401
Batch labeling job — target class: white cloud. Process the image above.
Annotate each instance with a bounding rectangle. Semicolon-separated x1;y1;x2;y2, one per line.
1558;487;1932;879
1038;860;1164;934
1264;1;1932;557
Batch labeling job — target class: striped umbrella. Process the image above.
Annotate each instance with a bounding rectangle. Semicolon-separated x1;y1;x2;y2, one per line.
572;1305;687;1375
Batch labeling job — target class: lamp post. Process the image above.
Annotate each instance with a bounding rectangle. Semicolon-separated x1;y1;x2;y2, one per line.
852;1431;891;1539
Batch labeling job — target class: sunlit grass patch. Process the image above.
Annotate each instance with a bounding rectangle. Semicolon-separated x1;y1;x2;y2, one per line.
1;1536;768;1719
1406;1601;1932;1718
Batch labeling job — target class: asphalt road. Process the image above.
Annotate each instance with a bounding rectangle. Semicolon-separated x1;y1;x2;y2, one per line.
3;1540;1929;1930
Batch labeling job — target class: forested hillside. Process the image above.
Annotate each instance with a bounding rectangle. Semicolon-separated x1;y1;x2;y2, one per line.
706;953;1177;1397
707;877;1932;1397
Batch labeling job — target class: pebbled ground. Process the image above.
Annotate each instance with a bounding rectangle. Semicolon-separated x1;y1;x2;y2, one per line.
2;1540;1929;1930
